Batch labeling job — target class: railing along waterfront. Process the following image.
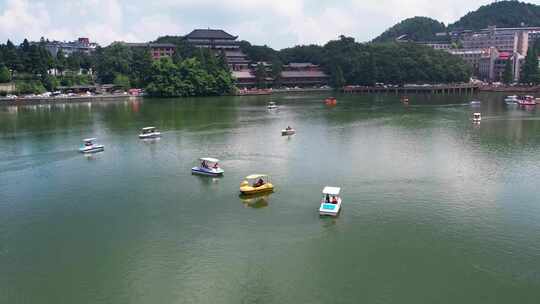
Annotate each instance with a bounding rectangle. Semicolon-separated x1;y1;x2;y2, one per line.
342;84;479;94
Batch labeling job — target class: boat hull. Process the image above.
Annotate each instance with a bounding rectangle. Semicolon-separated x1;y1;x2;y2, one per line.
139;132;161;139
517;102;537;106
281;130;296;136
79;145;104;153
191;167;224;176
240;183;274;195
319;199;342;216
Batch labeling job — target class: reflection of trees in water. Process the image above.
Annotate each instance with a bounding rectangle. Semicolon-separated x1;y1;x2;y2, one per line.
0;103;96;135
99;97;240;132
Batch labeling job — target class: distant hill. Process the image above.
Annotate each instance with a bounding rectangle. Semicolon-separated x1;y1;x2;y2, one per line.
373;17;447;43
449;1;540;31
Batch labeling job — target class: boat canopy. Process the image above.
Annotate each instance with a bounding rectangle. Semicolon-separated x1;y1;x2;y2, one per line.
268;101;276;104
473;112;481;116
323;186;341;195
83;138;96;142
200;157;220;163
246;174;268;180
142;126;156;131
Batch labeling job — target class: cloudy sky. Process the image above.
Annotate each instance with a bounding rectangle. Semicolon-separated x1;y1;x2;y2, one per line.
0;0;527;49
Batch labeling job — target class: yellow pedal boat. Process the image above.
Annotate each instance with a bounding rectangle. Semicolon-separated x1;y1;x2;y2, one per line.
240;174;274;195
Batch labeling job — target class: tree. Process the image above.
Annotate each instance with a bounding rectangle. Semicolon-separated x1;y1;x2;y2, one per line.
0;64;11;83
502;58;513;84
95;43;132;83
255;63;267;88
55;50;66;75
130;48;153;87
145;57;234;97
330;65;345;88
521;47;540;84
113;73;131;90
4;40;21;71
270;60;283;88
41;74;59;91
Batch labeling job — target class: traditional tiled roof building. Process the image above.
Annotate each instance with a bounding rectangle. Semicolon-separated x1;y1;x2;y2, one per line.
185;29;250;71
280;63;329;87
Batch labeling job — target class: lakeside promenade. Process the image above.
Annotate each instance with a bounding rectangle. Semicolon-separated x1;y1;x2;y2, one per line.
0;94;137;105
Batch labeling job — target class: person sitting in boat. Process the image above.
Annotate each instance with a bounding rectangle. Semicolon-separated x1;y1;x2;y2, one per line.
254;178;265;187
286;126;292;130
201;161;208;168
213;163;219;169
331;196;338;204
325;194;330;203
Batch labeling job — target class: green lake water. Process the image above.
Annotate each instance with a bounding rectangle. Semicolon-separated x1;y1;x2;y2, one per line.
1;93;540;303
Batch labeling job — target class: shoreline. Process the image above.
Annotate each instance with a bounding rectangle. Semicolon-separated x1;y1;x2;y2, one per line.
0;94;138;105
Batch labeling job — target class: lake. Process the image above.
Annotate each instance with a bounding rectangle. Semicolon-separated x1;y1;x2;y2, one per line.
1;93;540;303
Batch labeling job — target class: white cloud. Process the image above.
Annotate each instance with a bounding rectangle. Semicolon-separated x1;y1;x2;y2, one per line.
0;0;518;48
0;0;52;42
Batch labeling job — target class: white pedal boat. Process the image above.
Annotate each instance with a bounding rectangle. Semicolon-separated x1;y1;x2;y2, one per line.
139;126;161;139
191;158;224;176
472;112;481;123
281;127;296;136
79;138;104;153
267;102;278;109
319;186;342;217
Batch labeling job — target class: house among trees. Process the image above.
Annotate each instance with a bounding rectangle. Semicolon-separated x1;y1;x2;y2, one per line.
123;43;177;60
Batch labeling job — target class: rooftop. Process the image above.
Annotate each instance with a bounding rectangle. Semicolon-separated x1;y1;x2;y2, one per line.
281;70;328;78
285;62;320;68
232;70;255;79
185;29;238;40
124;42;176;48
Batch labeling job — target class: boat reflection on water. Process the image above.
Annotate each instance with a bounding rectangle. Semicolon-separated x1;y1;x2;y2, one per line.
193;174;221;189
140;137;161;144
240;193;271;209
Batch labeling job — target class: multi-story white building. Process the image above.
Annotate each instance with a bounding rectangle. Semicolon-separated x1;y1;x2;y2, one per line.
461;26;540;55
45;38;98;57
448;49;487;75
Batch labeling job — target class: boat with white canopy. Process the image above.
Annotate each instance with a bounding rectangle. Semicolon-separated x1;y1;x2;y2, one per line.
281;126;296;136
505;95;518;103
240;174;274;195
139;127;161;139
79;138;104;154
191;158;224;176
472;112;481;123
267;101;278;110
319;186;342;216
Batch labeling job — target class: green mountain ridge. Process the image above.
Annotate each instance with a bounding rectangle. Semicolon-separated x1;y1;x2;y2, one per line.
373;1;540;42
373;17;447;43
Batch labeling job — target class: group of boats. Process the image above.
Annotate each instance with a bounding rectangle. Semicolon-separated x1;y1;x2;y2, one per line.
469;94;540;124
77;120;340;216
238;175;342;216
504;95;539;106
78;127;162;153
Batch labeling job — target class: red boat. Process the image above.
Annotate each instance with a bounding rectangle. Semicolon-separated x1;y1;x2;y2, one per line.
325;97;337;105
517;95;537;106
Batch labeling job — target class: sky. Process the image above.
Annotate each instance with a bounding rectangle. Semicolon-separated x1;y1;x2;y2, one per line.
0;0;534;49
